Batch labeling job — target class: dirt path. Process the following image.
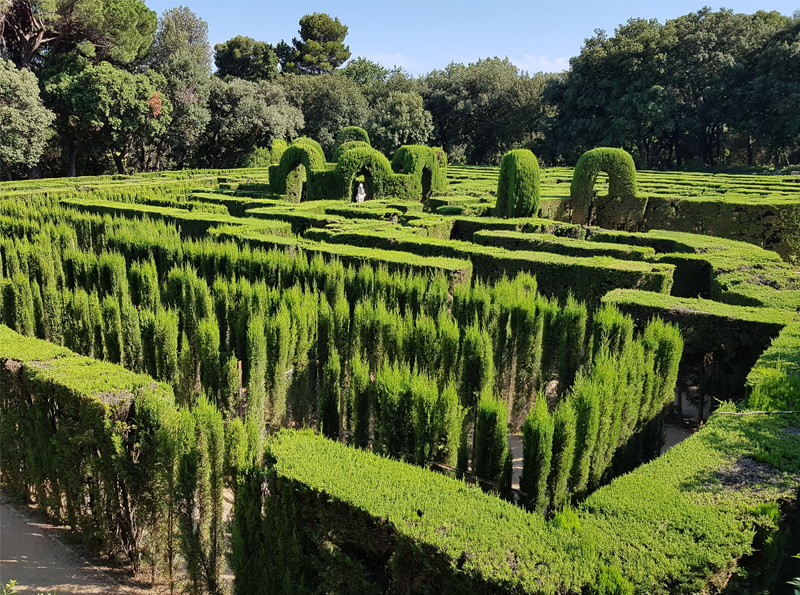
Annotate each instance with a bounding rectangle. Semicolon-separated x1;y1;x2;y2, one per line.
0;494;151;595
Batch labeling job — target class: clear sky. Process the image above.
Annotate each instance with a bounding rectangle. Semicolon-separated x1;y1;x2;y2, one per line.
144;0;799;75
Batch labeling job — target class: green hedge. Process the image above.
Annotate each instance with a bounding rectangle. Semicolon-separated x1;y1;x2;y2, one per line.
0;325;174;568
333;126;370;154
60;197;293;238
474;230;655;261
212;226;473;288
495;149;540;218
306;226;674;304
569;148;638;226
270;138;328;195
234;408;800;593
332;140;371;163
391;145;448;197
745;321;800;411
601;289;796;397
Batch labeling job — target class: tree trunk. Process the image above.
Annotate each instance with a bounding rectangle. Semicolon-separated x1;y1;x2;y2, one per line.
747;135;754;166
0;160;12;181
113;151;126;175
69;146;78;177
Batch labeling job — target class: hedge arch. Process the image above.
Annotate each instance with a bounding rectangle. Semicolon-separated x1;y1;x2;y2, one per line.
333;140;372;163
570;148;637;225
495;149;541;218
391;145;448;198
272;139;327;195
336;147;398;202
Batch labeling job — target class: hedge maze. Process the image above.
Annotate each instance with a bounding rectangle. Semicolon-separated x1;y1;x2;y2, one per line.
1;141;799;594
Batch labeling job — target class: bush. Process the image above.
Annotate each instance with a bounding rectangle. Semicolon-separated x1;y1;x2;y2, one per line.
332;140;371;163
334;126;370;153
473;389;508;481
521;394;554;513
495;149;541;218
570;147;637;225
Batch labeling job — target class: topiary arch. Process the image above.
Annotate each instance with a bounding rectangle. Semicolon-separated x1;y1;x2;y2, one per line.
336;146;419;202
270;137;327;200
569;148;637;225
333;140;372;163
495;149;540;218
391;145;448;200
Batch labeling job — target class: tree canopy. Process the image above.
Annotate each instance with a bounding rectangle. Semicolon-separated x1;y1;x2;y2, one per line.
277;12;350;75
214;35;278;81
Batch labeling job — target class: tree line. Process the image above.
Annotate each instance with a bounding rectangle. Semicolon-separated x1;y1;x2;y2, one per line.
1;2;798;180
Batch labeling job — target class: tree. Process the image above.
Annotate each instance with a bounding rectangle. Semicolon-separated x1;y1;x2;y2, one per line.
214;35;278;81
366;91;433;155
421;58;552;164
0;0;156;69
0;58;54;178
278;73;367;155
277;12;350;75
149;6;211;169
42;59;172;175
196;77;303;168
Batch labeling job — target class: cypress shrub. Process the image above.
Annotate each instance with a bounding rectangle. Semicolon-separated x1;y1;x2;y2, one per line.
521;394;554;514
473;389;508;481
197;317;221;402
412;372;438;465
3;273;35;336
246;314;267;426
41;281;64;344
437;311;460;388
101;295;123;364
459;323;495;411
266;305;296;426
89;291;104;361
129;259;161;311
64;288;92;356
495;149;541;218
548;400;577;510
221;352;241;418
587;349;621;491
538;296;560;381
98;251;129;299
557;294;588;392
270;138;287;164
569;147;637;225
375;362;413;458
121;296;143;372
140;308;157;379
349;353;371;448
512;296;544;424
176;332;196;406
414;313;439;376
499;450;514;502
31;279;44;339
318;347;341;439
569;372;601;498
433;382;461;466
588;303;634;364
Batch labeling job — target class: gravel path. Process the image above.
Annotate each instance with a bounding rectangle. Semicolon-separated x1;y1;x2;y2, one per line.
0;494;144;595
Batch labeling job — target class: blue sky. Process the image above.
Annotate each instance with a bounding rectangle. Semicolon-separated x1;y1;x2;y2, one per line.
144;1;799;75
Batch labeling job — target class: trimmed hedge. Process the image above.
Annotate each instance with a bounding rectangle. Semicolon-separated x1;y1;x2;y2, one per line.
336;146;419;201
569;148;638;225
602;289;796;397
270;138;327;196
474;230;655;261
60;196;293;238
745;321;800;411
234;408;800;593
495;149;540;218
333;126;370;153
391;145;448;197
304;226;674;304
332;140;371;163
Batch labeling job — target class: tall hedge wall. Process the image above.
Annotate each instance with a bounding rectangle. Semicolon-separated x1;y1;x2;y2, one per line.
495;149;541;218
570;147;638;226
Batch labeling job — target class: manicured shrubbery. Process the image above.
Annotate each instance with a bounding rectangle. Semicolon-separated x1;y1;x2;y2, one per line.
570;147;637;225
495;149;541;218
